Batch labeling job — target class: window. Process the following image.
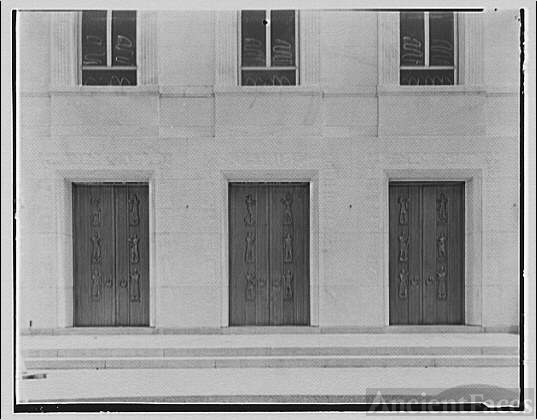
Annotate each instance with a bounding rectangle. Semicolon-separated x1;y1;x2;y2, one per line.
240;10;298;86
400;11;456;85
81;10;136;86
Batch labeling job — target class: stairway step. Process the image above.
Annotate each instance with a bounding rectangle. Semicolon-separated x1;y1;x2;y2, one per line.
24;355;518;370
23;345;518;359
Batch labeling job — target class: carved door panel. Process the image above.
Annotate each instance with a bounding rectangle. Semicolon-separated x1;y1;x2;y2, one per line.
269;184;310;325
73;184;149;326
115;185;150;326
73;185;116;326
229;183;309;326
422;184;464;324
229;184;270;326
389;183;464;325
422;185;437;324
389;184;422;325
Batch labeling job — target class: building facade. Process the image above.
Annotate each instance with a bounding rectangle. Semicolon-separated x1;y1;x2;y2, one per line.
17;9;520;333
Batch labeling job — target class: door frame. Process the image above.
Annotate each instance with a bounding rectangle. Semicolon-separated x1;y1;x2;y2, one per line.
382;169;484;327
55;170;156;328
221;170;319;327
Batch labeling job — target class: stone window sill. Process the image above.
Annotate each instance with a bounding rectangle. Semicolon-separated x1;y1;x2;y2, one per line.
214;85;322;96
49;85;159;96
377;85;487;96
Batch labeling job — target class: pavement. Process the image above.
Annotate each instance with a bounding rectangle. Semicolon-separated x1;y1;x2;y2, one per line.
17;332;521;404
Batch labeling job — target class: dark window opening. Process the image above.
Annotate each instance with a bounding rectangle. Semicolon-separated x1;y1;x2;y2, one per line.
240;10;297;86
400;11;455;86
82;10;137;86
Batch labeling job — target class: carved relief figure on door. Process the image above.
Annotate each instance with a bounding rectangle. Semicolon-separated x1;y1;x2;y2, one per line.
245;271;256;301
245;232;256;264
437;232;447;258
283;232;293;262
398;196;409;225
90;232;102;263
90;197;102;227
129;235;140;264
283;270;293;300
91;268;102;300
244;194;256;226
398;231;409;262
130;268;141;302
281;192;293;225
437;193;448;224
398;265;408;299
437;264;448;300
129;193;140;226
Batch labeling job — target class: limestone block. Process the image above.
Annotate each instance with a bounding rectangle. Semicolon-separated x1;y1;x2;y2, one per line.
319;284;385;326
320;11;377;86
379;94;486;137
157;285;220;327
19;286;58;329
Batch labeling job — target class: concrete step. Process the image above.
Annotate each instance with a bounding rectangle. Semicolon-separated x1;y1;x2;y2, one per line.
24;354;518;370
21;332;520;350
22;345;518;358
23;346;518;358
21;332;519;370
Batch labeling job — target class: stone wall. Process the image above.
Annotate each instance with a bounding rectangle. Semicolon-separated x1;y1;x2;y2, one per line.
17;10;519;330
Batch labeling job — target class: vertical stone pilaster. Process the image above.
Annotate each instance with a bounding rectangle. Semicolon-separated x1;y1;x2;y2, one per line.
215;11;238;88
138;11;158;86
300;10;320;86
377;12;399;86
50;12;79;89
461;13;484;86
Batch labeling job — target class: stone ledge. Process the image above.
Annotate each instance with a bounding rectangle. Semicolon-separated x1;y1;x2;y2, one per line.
24;355;519;370
377;85;487;96
214;85;322;96
20;324;521;336
23;345;518;359
49;85;159;96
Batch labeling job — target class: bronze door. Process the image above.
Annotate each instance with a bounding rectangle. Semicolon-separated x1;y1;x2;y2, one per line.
229;183;309;326
73;184;149;326
389;182;464;325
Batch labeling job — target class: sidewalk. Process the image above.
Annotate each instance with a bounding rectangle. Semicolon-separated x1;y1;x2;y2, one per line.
18;332;521;403
20;366;520;403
